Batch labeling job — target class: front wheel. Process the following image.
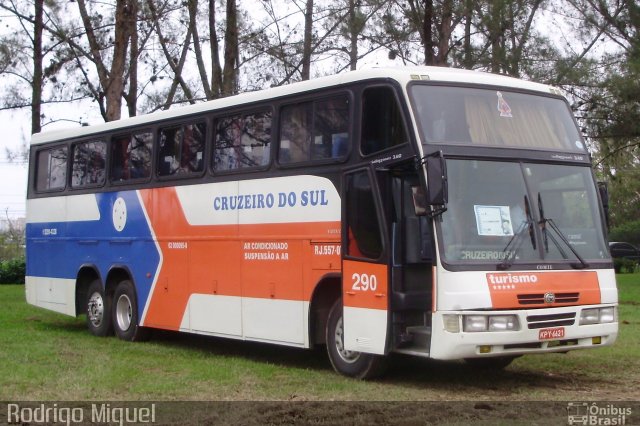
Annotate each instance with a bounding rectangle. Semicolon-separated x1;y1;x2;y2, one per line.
325;299;387;379
112;279;149;342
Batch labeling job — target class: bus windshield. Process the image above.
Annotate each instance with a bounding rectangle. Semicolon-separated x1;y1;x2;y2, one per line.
410;85;585;152
439;159;609;267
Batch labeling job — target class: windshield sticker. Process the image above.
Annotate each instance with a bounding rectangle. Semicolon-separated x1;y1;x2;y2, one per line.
474;205;514;236
496;91;513;118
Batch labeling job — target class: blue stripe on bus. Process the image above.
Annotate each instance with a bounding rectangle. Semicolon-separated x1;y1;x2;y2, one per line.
26;191;161;314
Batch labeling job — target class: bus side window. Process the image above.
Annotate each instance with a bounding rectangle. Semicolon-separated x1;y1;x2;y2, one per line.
214;111;271;172
71;140;106;188
159;122;206;176
111;131;152;182
361;86;408;155
182;123;206;173
36;146;68;191
279;103;311;164
279;95;350;164
313;97;349;161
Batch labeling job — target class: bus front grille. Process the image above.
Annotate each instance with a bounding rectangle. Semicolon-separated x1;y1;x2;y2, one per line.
526;312;576;329
518;292;580;305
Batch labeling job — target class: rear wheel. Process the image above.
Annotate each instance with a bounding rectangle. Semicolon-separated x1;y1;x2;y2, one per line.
325;299;387;379
112;279;149;342
86;279;113;337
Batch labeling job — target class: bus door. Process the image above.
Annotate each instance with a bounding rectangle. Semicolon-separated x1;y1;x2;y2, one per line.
341;168;390;355
388;169;433;352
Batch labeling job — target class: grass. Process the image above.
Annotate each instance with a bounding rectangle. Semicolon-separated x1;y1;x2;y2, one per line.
1;273;639;403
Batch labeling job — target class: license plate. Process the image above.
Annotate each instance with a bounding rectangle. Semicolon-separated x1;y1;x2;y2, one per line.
539;327;565;340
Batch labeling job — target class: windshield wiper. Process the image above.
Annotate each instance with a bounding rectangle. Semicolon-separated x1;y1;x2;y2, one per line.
537;193;589;269
497;196;536;270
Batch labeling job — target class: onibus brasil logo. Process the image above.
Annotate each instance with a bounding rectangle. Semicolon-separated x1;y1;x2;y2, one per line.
567;402;632;425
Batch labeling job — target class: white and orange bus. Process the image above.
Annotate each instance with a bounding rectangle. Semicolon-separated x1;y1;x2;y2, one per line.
26;67;618;378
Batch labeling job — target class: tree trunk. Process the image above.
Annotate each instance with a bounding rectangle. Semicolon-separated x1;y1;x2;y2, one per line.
221;0;238;96
301;0;314;80
189;0;213;99
32;0;43;134
77;0;133;121
126;0;138;117
210;0;223;98
348;0;359;71
463;0;473;69
435;0;453;65
423;0;435;65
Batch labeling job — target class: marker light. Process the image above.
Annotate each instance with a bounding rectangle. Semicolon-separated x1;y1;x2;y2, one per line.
443;315;461;333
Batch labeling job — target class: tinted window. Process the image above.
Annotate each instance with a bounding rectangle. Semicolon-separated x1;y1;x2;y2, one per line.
71;140;106;188
214;111;271;171
345;171;383;259
36;146;67;191
410;85;585;151
361;87;407;155
279;95;349;164
158;122;206;176
111;131;153;182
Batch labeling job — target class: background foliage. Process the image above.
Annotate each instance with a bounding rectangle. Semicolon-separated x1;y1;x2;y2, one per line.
0;0;638;273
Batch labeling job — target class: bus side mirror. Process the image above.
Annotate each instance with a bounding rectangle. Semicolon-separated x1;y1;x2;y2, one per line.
425;152;448;206
597;181;610;230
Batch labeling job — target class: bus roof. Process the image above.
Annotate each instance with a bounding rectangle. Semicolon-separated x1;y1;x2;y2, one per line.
30;66;556;146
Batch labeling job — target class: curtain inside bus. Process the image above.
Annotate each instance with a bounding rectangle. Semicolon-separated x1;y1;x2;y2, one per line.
410;85;586;152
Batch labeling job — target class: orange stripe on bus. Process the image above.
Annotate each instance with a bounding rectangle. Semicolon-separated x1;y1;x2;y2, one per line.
486;271;600;309
139;187;342;330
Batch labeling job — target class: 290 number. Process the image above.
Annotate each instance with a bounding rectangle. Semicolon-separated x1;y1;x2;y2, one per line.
351;273;378;291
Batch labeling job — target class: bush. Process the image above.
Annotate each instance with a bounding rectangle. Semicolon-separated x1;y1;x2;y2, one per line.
614;258;638;274
0;257;25;284
609;220;640;247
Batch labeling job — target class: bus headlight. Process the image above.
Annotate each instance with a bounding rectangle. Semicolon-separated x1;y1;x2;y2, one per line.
464;315;488;332
599;307;616;323
463;315;519;332
580;307;617;325
488;315;520;331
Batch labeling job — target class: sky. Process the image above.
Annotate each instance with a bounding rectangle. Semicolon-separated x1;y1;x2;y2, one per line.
0;52;397;222
0;3;613;222
0;109;30;219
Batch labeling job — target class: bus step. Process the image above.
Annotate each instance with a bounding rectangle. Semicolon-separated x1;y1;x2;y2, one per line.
406;326;431;349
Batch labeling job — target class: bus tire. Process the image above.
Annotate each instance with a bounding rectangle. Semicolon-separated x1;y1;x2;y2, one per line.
112;279;149;342
325;298;387;379
464;356;517;370
86;279;113;337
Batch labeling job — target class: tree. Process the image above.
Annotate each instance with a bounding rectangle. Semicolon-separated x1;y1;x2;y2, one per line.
564;0;640;226
0;0;75;134
75;0;138;121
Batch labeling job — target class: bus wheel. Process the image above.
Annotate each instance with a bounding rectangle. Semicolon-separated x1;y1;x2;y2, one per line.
464;356;518;370
325;299;387;379
86;279;113;337
112;280;149;342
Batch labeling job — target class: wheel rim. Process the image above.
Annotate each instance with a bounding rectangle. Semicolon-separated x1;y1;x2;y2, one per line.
334;316;360;364
87;291;104;328
115;293;133;332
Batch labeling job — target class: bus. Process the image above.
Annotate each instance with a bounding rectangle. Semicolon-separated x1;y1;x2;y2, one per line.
25;66;618;378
